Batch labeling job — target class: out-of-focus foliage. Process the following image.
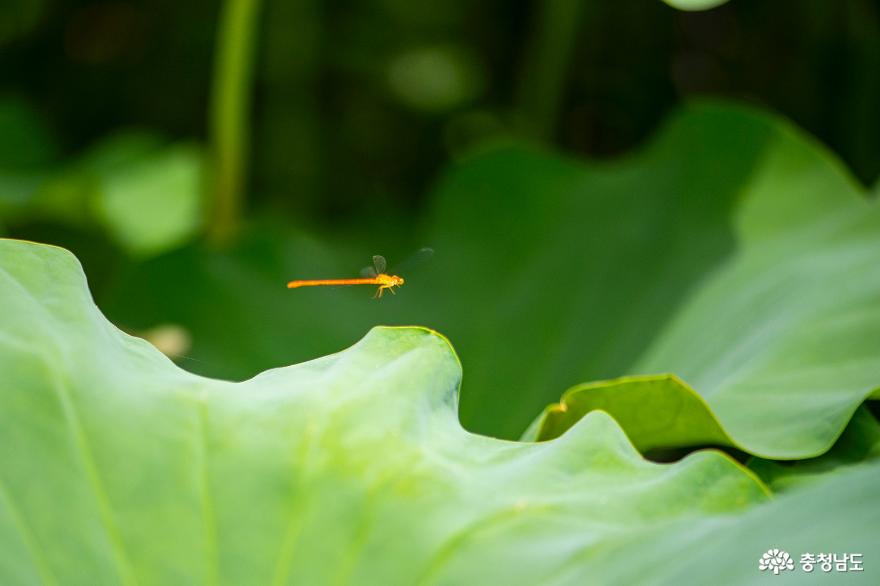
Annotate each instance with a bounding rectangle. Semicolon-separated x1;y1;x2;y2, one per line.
3;0;879;218
0;98;203;255
87;139;203;255
0;96;58;223
387;45;485;113
0;0;46;46
663;0;731;11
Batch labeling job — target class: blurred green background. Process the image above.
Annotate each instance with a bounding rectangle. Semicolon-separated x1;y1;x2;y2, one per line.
2;0;879;438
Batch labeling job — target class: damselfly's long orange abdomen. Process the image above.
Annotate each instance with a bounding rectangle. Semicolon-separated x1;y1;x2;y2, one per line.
287;255;405;298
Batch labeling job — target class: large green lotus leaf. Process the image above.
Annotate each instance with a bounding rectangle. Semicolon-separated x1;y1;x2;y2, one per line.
436;105;880;459
103;102;879;462
587;459;880;585
522;375;733;452
527;372;879;465
419;100;880;458
746;407;880;493
6;238;880;584
526;384;880;489
624;159;880;459
0;238;776;584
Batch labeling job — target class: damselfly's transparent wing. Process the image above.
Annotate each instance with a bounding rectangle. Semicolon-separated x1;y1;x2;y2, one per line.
361;249;431;278
394;247;434;273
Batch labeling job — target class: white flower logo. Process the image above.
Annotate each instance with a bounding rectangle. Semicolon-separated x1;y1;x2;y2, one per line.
759;549;795;575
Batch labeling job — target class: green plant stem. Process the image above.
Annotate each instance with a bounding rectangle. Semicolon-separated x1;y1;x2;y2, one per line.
208;0;262;244
514;0;587;141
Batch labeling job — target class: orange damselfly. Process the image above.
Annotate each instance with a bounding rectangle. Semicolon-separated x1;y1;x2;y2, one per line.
287;249;432;298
